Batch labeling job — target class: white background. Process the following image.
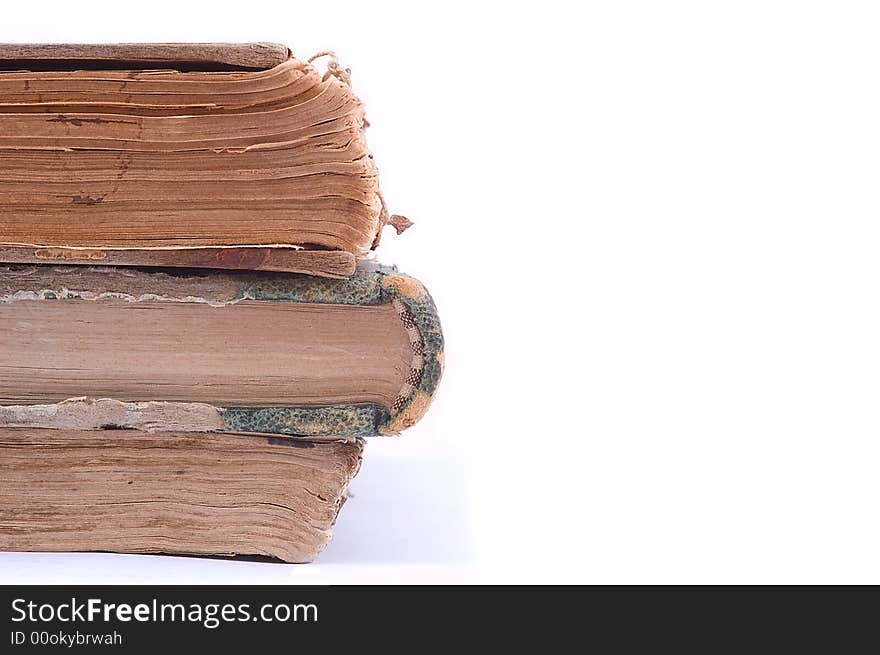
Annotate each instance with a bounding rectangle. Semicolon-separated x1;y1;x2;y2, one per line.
1;1;880;583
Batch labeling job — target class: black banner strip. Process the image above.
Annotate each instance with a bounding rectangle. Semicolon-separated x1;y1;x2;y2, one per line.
0;586;875;650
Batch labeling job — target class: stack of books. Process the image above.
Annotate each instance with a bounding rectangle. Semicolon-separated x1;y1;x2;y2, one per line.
0;43;442;563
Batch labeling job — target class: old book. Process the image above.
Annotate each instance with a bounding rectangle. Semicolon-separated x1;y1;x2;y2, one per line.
0;43;405;277
0;428;363;562
0;263;443;438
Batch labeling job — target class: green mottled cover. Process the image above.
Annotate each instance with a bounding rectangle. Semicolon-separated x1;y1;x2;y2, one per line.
220;263;443;437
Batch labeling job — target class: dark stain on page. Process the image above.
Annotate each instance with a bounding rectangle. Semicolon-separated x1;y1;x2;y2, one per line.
71;195;104;205
48;115;138;127
266;437;315;449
